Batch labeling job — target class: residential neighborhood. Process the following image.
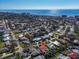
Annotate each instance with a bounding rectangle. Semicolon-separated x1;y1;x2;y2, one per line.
0;12;79;59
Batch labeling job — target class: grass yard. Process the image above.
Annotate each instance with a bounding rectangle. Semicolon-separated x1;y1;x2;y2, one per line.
0;32;4;48
0;41;4;48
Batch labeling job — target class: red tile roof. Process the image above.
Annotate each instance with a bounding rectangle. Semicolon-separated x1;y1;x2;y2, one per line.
39;41;47;53
68;51;78;59
39;45;47;53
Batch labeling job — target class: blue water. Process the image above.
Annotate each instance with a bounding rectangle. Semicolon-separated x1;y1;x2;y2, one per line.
0;9;79;16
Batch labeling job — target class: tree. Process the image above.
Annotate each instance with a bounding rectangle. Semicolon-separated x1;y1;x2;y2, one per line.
16;53;23;59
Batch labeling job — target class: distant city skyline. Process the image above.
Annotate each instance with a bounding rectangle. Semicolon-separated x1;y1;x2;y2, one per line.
0;0;79;9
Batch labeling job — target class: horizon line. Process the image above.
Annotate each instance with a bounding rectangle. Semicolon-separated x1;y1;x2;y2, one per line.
0;8;79;10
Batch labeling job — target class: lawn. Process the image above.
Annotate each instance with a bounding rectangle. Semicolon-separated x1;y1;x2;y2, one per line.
0;32;4;48
0;41;4;48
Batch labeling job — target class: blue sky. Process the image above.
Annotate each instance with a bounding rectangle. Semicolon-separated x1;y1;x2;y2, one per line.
0;0;79;9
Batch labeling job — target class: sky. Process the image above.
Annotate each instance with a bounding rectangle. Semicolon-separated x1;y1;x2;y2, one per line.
0;0;79;9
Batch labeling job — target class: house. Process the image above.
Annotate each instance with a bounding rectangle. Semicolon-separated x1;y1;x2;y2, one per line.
33;55;45;59
72;49;79;54
0;47;10;54
33;37;41;42
0;21;5;32
39;41;48;53
4;41;11;46
42;34;49;39
19;36;28;41
58;54;71;59
0;26;5;32
19;34;24;38
47;41;60;49
47;43;56;49
39;44;48;53
67;51;78;59
3;34;9;38
33;34;50;42
22;40;30;44
20;48;31;57
48;32;53;36
3;36;10;41
31;48;41;57
31;48;45;59
3;33;11;42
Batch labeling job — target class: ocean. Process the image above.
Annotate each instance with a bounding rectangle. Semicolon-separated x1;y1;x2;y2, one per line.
0;9;79;16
